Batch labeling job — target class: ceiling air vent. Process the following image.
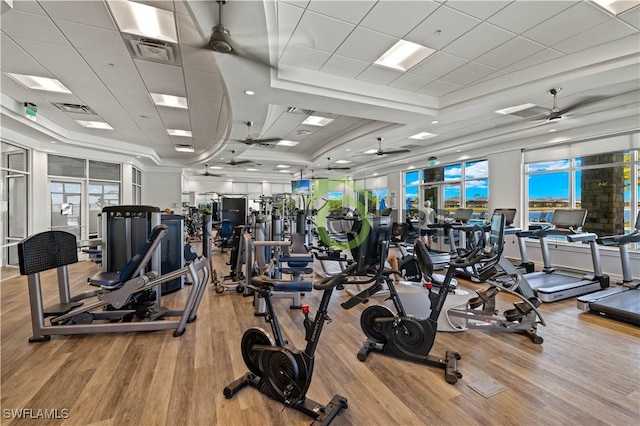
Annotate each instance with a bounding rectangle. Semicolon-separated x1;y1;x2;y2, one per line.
124;35;181;66
52;103;96;114
285;107;317;116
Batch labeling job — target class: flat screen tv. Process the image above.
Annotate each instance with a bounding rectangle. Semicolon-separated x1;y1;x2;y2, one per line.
291;179;311;194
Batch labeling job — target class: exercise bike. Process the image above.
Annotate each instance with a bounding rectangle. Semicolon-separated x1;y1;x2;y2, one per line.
350;239;488;384
223;264;357;425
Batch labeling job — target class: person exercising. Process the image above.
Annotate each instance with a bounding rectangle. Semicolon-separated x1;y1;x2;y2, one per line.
419;200;436;247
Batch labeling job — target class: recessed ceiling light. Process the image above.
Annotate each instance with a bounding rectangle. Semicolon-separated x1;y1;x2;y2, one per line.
279;169;290;173
409;132;437;140
302;116;334;126
364;149;378;154
549;129;556;132
373;172;378;176
494;103;537;115
76;120;113;130
346;148;351;152
277;140;299;147
7;73;71;93
167;129;192;137
335;160;351;164
246;168;258;171
209;166;223;170
109;0;177;43
431;120;439;124
150;93;188;109
276;164;290;168
244;90;255;95
592;0;640;15
456;149;461;152
50;141;57;144
374;39;435;72
174;144;194;152
136;156;142;158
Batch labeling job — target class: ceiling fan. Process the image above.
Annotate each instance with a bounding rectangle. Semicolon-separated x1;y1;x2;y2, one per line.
533;88;606;124
200;164;221;177
205;0;273;68
325;157;350;171
235;121;282;146
366;137;411;156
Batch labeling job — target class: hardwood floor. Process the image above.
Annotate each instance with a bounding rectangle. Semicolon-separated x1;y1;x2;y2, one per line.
1;252;638;426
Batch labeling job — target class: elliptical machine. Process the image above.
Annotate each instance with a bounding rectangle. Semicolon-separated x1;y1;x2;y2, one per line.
349;239;490;384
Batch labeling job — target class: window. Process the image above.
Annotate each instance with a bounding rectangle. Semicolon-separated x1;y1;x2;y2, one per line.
464;160;488;219
48;155;86;178
527;150;639;236
133;167;142;205
2;142;29;266
405;171;420;219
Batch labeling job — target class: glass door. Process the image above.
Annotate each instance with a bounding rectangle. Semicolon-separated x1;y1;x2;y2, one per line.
50;180;84;240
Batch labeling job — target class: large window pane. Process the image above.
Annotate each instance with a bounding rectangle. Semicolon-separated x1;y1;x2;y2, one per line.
465;160;488;179
405;171;419;186
465;179;488;219
89;160;120;180
1;142;27;171
444;164;462;181
528;171;569;223
89;181;120;236
443;184;461;217
406;185;419;219
48;155;85;178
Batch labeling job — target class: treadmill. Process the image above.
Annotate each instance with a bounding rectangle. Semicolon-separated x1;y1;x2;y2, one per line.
517;209;610;302
577;212;640;324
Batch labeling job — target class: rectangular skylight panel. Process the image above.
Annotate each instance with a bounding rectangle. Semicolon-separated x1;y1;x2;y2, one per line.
409;132;437;140
494;103;537;115
76;120;113;129
374;40;435;72
150;93;188;109
109;0;178;43
8;73;72;93
302;116;334;126
364;149;378;154
167;129;192;137
174;145;194;152
277;140;299;146
592;0;640;15
335;160;351;164
277;164;291;168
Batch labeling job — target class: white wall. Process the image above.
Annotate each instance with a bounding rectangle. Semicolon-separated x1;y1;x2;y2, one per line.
488;149;523;226
143;171;182;211
31;150;49;234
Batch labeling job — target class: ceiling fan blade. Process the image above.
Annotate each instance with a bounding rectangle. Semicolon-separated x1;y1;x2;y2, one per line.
228;160;252;166
378;149;412;156
327;167;351;171
203;173;222;177
560;96;608;115
242;138;281;145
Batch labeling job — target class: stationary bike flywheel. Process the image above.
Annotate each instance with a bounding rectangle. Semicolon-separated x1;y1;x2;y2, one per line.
241;327;274;376
262;350;305;401
361;305;395;343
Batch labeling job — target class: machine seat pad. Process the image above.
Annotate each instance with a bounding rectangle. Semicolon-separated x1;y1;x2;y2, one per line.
88;271;120;287
274;281;313;292
280;267;313;275
280;254;314;263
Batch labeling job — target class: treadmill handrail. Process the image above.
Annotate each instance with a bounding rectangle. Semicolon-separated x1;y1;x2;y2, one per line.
566;233;598;243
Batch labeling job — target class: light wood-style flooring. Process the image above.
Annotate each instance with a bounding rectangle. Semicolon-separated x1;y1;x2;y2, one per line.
1;252;639;426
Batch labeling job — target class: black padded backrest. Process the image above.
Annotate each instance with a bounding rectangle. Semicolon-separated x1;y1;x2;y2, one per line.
118;224;168;282
18;231;79;276
414;239;434;279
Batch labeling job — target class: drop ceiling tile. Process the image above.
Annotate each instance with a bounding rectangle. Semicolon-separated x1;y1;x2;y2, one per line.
96;72;151;105
280;44;331;70
359;0;440;38
404;5;481;50
502;47;567;72
619;6;640;29
0;33;52;76
176;12;206;48
78;49;139;76
180;46;219;72
1;10;69;45
487;1;578;34
10;1;45;15
174;1;190;15
388;73;433;91
409;51;467;79
134;1;174;12
281;0;310;8
442;22;515;60
418;80;462;97
472;69;508;85
11;37;86;68
157;105;190;128
523;2;611;47
355;65;403;85
54;20;129;56
307;0;376;24
439;61;499;86
288;10;355;53
123;102;163;125
444;0;511;20
278;2;305;47
320;54;370;78
553;18;638;54
475;36;546;69
335;27;398;63
184;67;223;90
39;0;116;30
135;59;187;96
